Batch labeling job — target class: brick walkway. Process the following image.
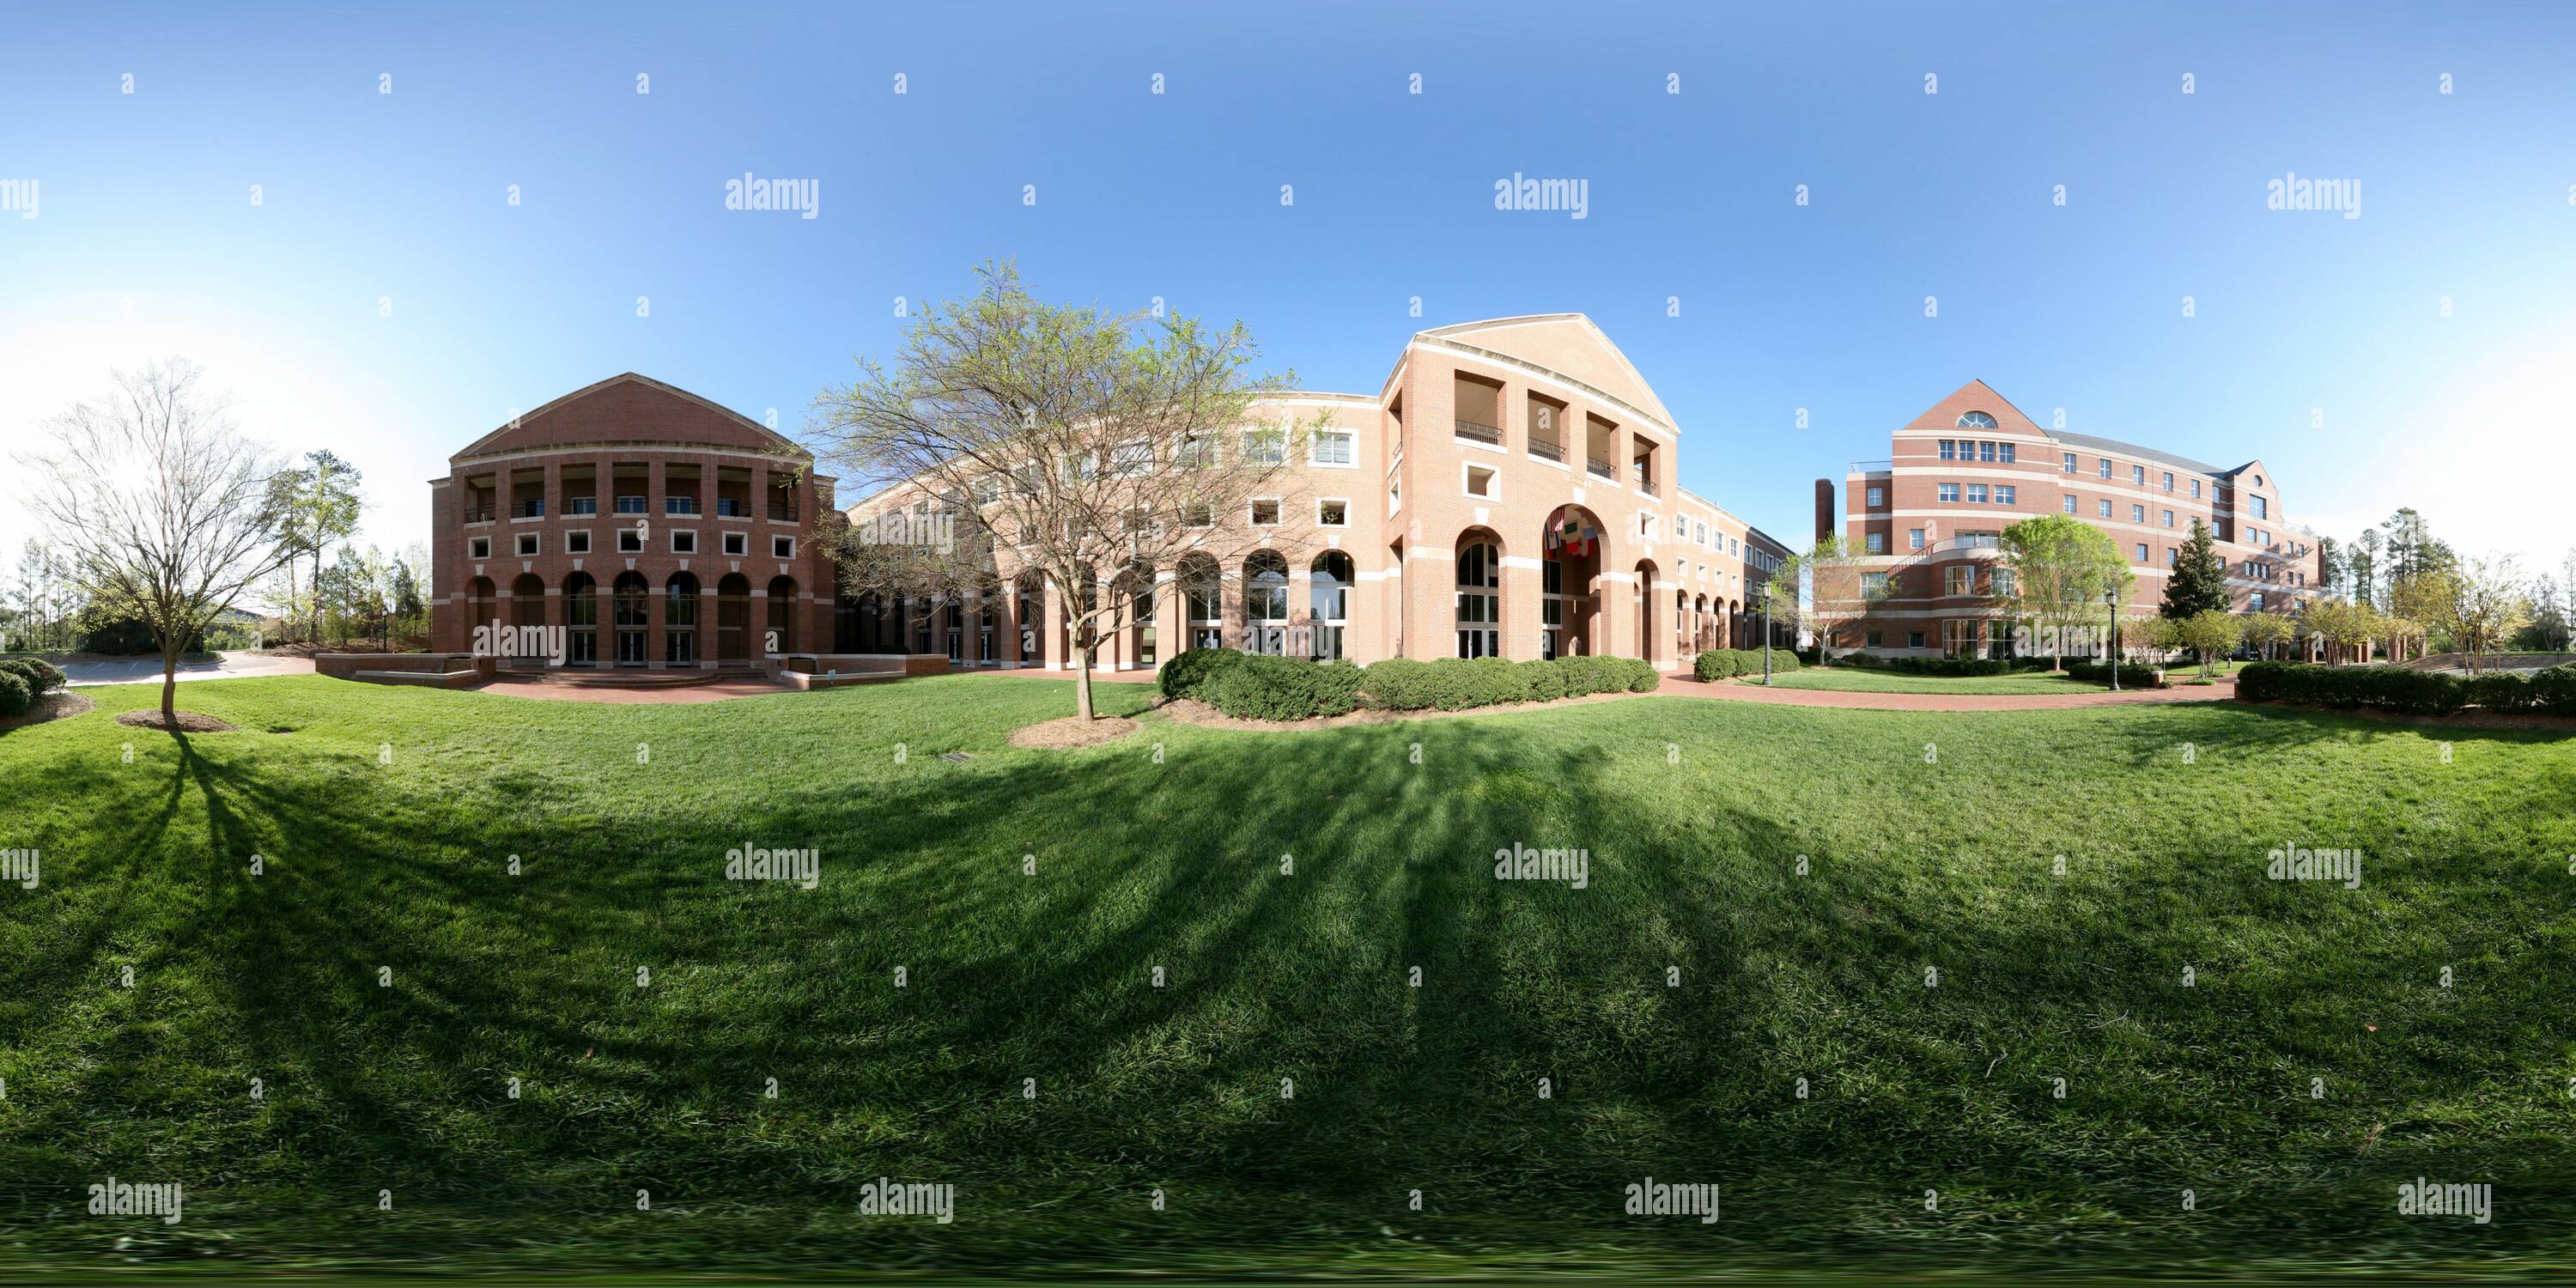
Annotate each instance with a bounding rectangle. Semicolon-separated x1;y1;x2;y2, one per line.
475;677;795;704
1662;673;2236;712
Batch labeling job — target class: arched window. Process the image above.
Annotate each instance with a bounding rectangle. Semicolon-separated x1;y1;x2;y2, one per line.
1310;551;1353;661
1956;410;1997;429
1244;552;1289;655
1456;539;1500;659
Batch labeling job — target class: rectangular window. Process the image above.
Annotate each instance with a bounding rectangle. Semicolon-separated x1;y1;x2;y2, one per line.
469;536;491;560
2062;452;2077;474
1729;538;1740;555
2166;547;2178;567
1239;429;1286;465
2136;543;2149;562
516;533;539;556
1938;483;1960;502
2098;499;2112;518
1865;532;1885;554
1998;443;2015;464
1996;485;2015;505
1674;514;1689;538
1319;499;1349;527
1863;485;1882;507
1944;567;1971;596
2062;495;2077;513
721;532;746;556
671;531;696;554
2253;495;2269;519
772;536;796;558
2162;509;2175;527
617;530;642;554
2131;504;2145;522
1311;429;1354;466
1908;630;1925;649
1463;464;1497;499
1251;499;1281;526
1863;572;1891;594
1908;528;1925;550
2099;459;2113;478
567;531;591;555
1696;522;1709;545
1978;440;1997;462
2161;471;2174;491
1965;483;1988;503
1866;630;1883;647
1938;440;1957;460
1991;568;2015;597
2190;479;2202;498
2133;465;2146;484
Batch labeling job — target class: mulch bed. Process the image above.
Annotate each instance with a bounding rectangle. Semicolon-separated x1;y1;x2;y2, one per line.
1008;714;1143;749
0;690;94;732
113;708;240;733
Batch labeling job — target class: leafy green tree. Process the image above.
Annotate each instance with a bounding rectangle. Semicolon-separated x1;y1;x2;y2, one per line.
1774;534;1888;667
2160;519;2229;623
269;449;366;645
2176;610;2244;679
1998;513;2128;671
2245;611;2296;660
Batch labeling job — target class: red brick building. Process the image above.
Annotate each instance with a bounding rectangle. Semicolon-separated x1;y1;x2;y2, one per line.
428;374;841;670
1821;380;2323;658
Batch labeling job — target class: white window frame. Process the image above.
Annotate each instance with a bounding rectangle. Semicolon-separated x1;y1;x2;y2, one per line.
1309;428;1356;468
771;535;797;559
468;536;492;560
671;528;698;555
566;529;591;555
1249;496;1284;527
722;532;748;556
1461;462;1498;501
516;532;540;556
1315;497;1350;528
617;528;644;554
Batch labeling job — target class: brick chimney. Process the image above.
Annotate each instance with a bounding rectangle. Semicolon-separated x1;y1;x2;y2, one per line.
1813;479;1836;545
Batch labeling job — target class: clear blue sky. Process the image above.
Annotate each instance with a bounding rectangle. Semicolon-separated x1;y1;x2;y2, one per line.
6;0;2573;571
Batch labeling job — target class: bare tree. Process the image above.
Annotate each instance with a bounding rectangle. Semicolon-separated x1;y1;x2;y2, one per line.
18;360;295;722
809;262;1319;720
1779;535;1894;665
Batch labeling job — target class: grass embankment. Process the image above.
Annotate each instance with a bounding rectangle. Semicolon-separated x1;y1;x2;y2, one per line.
2;674;2572;1277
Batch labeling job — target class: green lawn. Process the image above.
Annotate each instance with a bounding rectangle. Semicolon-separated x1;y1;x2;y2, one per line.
3;675;2573;1278
1751;665;2111;695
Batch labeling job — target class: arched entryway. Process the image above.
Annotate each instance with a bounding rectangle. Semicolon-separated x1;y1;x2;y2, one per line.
1540;507;1606;658
1110;563;1156;670
1179;555;1223;652
1632;560;1658;663
612;572;648;666
664;572;701;665
715;574;751;662
1455;528;1504;658
565;572;598;666
767;576;798;655
508;574;546;665
1309;551;1353;661
1243;551;1289;655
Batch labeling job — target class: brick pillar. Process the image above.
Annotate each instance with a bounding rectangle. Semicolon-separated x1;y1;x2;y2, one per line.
1418;544;1456;659
1152;570;1180;666
646;583;667;670
1501;555;1540;661
1042;580;1066;669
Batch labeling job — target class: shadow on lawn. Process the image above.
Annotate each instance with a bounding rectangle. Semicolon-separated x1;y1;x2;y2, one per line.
13;701;2572;1266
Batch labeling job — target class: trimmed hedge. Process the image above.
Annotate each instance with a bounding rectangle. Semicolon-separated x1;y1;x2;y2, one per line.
0;658;67;695
1204;654;1364;720
2235;660;2497;716
2064;659;2169;690
1836;652;2051;676
0;671;29;719
1693;648;1800;680
1157;647;1248;702
1359;654;1655;712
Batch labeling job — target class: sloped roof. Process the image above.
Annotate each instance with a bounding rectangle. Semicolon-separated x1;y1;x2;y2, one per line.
1413;313;1678;430
452;373;809;462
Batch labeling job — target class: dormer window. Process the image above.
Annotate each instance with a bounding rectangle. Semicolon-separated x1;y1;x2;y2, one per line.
1955;410;1997;429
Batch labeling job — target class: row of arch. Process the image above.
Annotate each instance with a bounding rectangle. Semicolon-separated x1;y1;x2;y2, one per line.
463;571;798;665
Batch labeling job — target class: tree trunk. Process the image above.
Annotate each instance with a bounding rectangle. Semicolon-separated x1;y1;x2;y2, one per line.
311;548;325;645
1075;644;1096;720
160;642;180;720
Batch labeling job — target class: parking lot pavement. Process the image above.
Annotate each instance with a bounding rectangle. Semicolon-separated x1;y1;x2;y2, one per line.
57;651;316;687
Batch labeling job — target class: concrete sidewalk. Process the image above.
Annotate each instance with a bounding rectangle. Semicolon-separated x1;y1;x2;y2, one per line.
59;651;316;687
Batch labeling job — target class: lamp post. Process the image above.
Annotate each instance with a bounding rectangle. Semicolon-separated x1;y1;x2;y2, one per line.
2103;589;2120;691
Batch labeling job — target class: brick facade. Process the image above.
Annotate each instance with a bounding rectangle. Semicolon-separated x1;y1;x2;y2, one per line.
843;314;1794;672
1825;380;2323;658
428;374;842;670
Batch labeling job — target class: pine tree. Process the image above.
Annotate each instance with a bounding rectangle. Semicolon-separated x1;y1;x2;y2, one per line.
2161;519;2230;622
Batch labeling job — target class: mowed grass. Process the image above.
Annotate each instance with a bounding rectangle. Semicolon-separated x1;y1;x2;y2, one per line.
1749;666;2112;695
3;674;2575;1278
